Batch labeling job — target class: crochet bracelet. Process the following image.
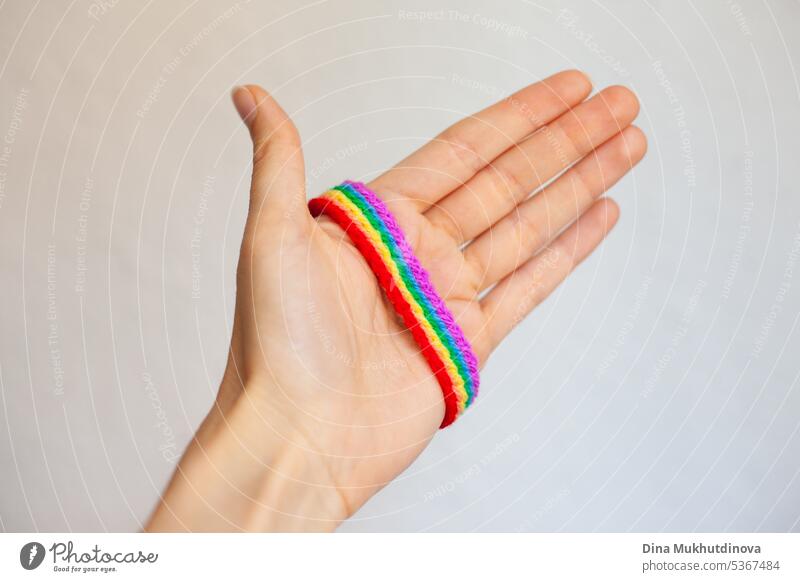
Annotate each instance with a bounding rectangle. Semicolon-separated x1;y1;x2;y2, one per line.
308;181;479;428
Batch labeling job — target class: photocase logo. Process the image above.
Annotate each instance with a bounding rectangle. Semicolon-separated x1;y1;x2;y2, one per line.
20;542;46;570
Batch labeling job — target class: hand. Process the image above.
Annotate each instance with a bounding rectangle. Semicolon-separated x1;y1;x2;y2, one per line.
146;70;645;531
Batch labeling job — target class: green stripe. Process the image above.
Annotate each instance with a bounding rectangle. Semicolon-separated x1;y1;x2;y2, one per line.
333;185;473;398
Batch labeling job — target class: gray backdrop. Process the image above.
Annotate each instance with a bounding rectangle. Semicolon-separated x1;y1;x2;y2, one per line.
1;0;799;532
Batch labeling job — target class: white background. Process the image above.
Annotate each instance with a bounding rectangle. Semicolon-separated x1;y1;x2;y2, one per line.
0;0;799;532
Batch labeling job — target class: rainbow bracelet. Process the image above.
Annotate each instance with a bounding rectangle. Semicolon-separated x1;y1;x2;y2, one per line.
308;181;479;428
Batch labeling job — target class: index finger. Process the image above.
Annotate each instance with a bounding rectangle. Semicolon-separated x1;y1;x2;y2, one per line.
368;70;592;210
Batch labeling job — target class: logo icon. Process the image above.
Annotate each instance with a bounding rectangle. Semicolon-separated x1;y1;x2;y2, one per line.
20;542;46;570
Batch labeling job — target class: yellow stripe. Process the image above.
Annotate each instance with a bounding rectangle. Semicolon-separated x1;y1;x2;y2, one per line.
324;190;469;411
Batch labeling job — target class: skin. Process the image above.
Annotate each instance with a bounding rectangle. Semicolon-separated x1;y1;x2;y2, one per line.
145;70;646;532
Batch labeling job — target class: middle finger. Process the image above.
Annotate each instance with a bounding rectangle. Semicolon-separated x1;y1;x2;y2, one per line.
424;85;640;244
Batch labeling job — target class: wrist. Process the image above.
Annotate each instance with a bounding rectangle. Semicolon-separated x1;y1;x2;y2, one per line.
227;388;351;531
146;380;349;532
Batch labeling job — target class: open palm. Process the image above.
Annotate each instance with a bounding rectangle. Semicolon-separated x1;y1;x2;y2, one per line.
150;71;645;531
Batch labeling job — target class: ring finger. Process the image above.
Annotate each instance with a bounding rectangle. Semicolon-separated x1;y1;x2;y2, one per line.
425;85;640;244
464;126;646;291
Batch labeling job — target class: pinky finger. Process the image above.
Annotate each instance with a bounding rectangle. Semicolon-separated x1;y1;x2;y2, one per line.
480;198;620;349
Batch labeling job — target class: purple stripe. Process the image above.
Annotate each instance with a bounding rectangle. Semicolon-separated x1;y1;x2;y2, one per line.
344;181;480;394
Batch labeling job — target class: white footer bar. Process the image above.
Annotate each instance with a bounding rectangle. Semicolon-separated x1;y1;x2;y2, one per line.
1;533;797;581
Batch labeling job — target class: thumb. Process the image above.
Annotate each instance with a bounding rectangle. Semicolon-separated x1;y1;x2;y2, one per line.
232;85;310;237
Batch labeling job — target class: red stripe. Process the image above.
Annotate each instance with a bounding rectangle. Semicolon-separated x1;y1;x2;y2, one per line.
309;197;458;428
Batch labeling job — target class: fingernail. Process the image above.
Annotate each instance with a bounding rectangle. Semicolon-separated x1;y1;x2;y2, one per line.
231;86;256;126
